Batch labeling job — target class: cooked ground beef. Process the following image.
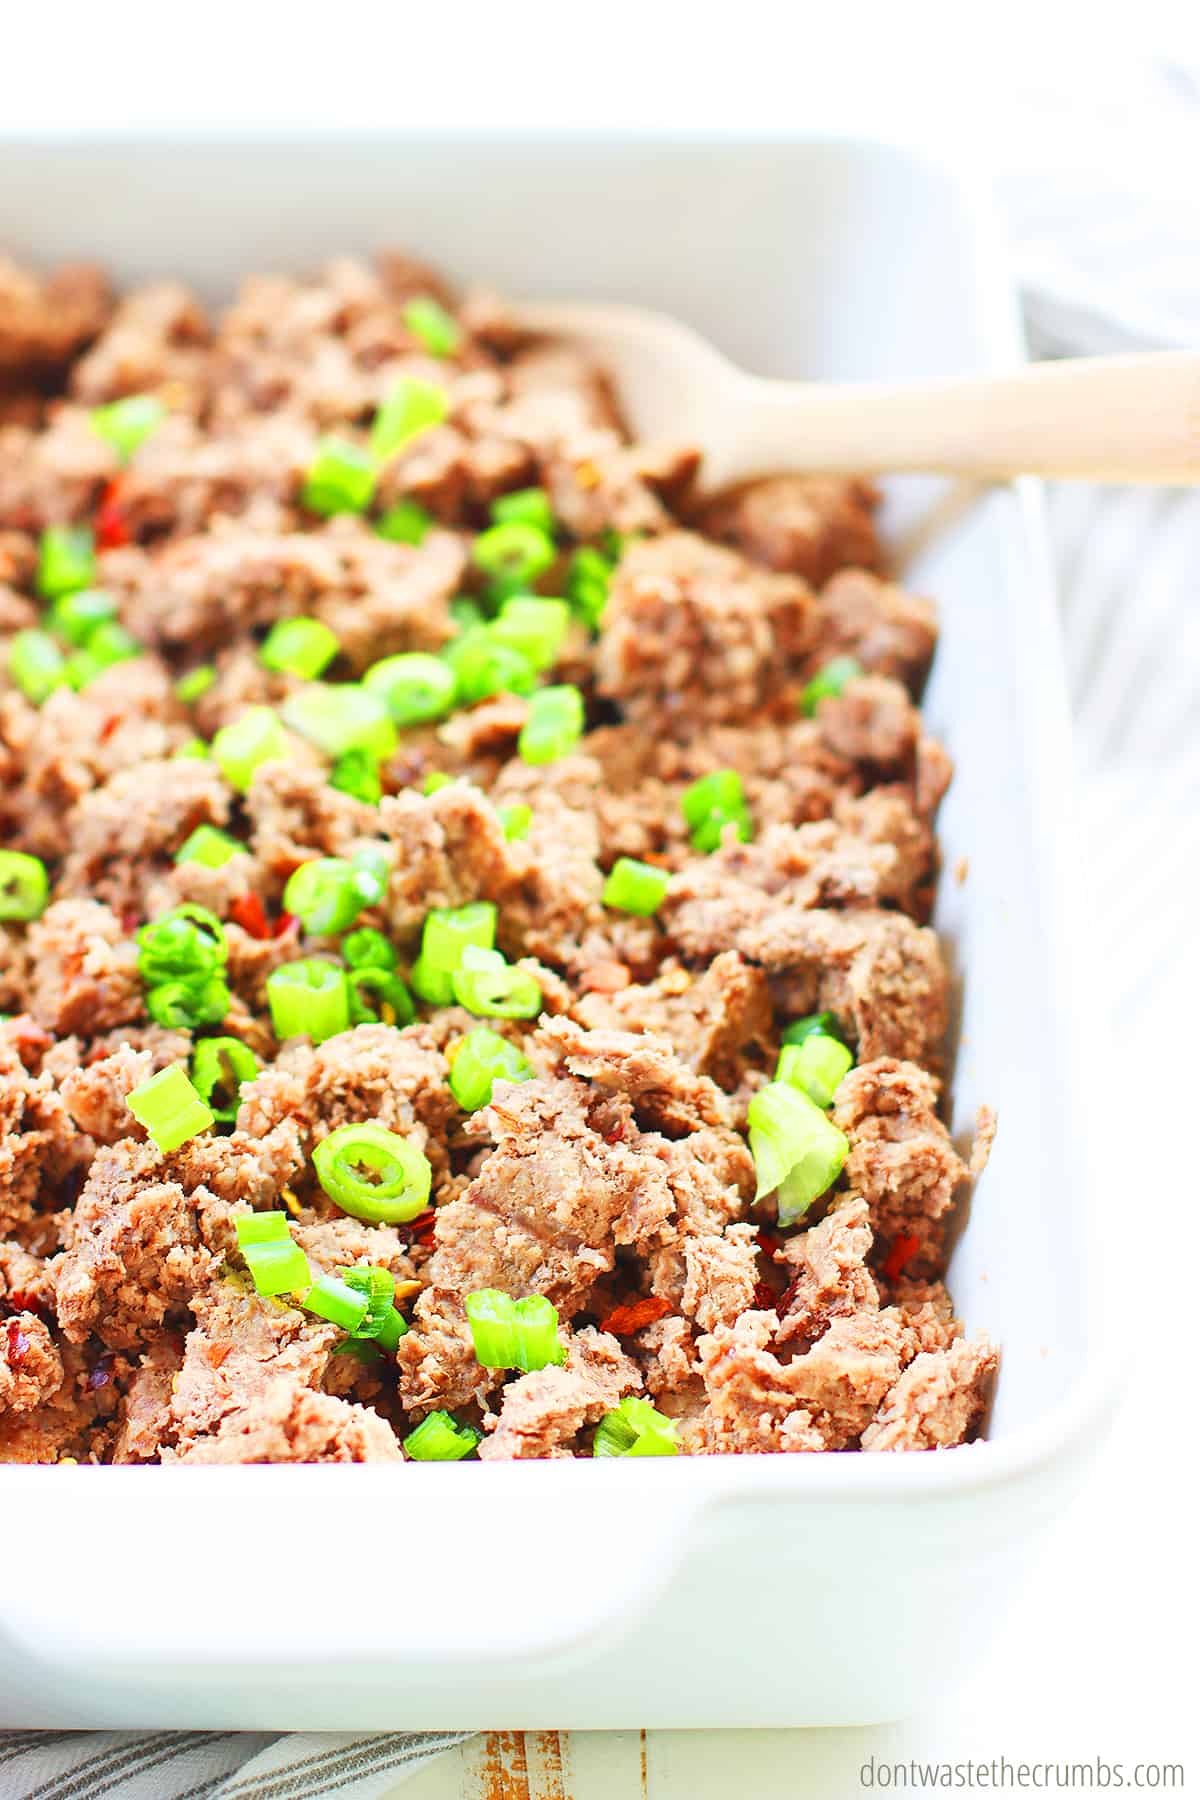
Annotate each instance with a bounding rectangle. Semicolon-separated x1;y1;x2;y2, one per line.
0;248;996;1464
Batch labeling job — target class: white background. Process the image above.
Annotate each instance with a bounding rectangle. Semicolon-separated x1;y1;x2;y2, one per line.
5;3;1197;1792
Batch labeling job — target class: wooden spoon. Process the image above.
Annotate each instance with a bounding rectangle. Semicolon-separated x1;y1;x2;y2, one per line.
517;301;1200;488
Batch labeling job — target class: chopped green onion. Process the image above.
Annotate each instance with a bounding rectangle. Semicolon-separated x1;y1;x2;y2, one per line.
174;824;243;868
301;1271;372;1334
491;487;555;536
234;1211;311;1297
211;707;288;793
49;587;118;646
464;1289;564;1372
235;1210;292;1245
602;857;669;916
0;851;49;922
281;684;397;761
681;769;753;854
499;801;532;841
472;520;556;600
518;683;584;765
266;958;350;1044
423;771;453;796
334;1337;384;1365
800;655;864;717
680;770;744;831
409;901;496;1006
302;437;376;516
363;652;456;726
448;1026;533;1112
369;377;450;463
593;1396;679;1458
375;498;432;545
565;545;612;630
65;632;139;692
404;295;461;359
63;649;104;691
259;616;340;681
8;629;66;704
173;737;209;760
777;1034;854;1110
351;843;390;901
491;596;569;673
312;1121;432;1224
83;620;141;671
330;748;382;804
746;1080;849;1226
89;393;165;461
144;974;230;1030
342;927;397;971
339;1263;394;1311
137;903;226;984
404;1409;481;1461
449;597;485;631
692;803;753;853
340;1265;407;1350
444;627;537;705
283;855;382;937
347;965;415;1027
127;1062;214;1153
451;945;541;1020
175;665;216;704
372;1308;406;1354
138;902;231;1029
36;526;94;600
781;1011;843;1048
191;1036;259;1123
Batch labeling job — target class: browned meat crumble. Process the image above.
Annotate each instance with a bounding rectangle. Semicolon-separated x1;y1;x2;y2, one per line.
0;250;997;1465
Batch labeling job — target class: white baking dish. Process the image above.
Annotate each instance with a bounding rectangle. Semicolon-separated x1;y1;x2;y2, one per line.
0;132;1113;1731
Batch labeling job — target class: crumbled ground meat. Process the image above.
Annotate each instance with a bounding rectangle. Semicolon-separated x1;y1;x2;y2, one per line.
597;531;817;728
0;259;111;377
16;899;144;1039
574;951;772;1088
0;1312;64;1413
0;1019;89;1246
0;246;995;1464
861;1336;999;1451
479;1326;640;1460
697;475;882;585
816;568;939;691
774;1196;879;1348
53;1139;219;1349
832;1058;973;1271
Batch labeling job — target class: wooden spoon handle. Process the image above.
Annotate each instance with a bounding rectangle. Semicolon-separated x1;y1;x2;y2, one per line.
727;352;1200;486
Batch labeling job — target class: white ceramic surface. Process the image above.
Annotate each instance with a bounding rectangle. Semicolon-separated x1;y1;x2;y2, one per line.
0;133;1114;1732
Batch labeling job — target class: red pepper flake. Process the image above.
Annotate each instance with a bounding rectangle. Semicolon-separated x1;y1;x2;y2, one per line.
95;477;132;550
405;1207;438;1247
229;893;272;940
882;1232;921;1284
119;905;141;933
598;1295;672;1337
5;1320;30;1367
272;910;297;939
1;1291;47;1321
753;1279;778;1313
